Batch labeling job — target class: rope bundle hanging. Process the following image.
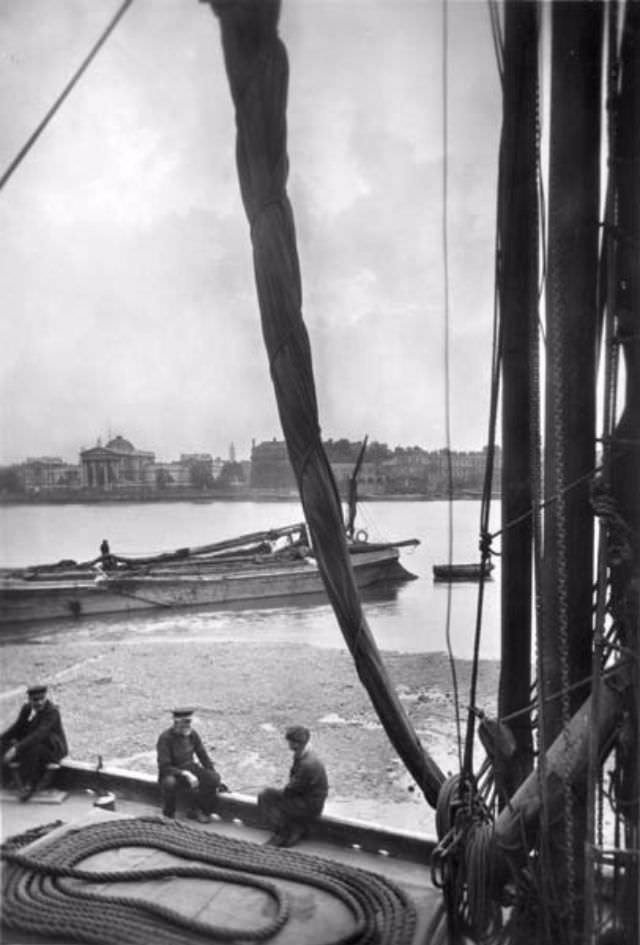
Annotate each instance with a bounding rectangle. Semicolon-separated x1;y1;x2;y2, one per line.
1;816;417;945
431;774;502;941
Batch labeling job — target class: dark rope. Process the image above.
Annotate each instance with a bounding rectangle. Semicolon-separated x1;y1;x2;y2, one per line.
1;816;417;945
488;460;613;542
461;100;505;782
440;0;463;776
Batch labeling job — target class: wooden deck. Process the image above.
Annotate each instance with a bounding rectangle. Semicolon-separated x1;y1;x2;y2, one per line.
1;762;445;945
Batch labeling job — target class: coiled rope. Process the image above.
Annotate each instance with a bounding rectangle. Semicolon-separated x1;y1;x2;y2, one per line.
431;775;502;941
1;816;417;945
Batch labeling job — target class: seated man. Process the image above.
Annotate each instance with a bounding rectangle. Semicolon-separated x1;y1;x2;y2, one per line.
258;725;329;847
1;684;68;801
156;708;225;823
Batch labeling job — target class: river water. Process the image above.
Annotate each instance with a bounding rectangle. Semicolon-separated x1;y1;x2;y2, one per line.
0;498;500;659
1;499;502;835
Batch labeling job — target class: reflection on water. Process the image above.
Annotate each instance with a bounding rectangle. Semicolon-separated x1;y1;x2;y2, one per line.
0;500;501;658
0;582;401;647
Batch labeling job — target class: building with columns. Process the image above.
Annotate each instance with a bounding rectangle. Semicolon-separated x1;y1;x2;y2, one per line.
80;436;155;491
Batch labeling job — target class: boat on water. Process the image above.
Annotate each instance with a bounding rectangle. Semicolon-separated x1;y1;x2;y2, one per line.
2;1;638;944
0;523;419;625
432;561;494;583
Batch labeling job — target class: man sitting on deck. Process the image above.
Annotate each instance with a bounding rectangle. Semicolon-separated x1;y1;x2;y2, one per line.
156;708;226;824
258;725;329;847
1;684;68;801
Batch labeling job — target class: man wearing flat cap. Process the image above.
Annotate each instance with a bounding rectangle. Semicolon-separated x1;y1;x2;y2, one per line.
1;685;68;801
258;724;329;847
156;708;225;823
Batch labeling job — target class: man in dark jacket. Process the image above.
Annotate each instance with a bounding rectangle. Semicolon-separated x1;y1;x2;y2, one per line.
156;708;225;823
258;725;329;847
1;684;68;801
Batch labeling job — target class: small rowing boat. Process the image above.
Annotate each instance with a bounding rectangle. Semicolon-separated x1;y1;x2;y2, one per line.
432;561;494;583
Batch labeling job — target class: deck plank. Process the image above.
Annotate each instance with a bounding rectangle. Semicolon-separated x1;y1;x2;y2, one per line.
2;792;443;944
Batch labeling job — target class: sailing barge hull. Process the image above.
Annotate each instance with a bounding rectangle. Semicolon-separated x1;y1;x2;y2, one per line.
0;548;415;624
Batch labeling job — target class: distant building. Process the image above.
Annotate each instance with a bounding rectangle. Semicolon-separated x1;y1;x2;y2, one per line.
149;460;191;489
249;439;296;492
382;450;435;493
180;453;213;469
80;436;155;490
180;453;214;487
18;457;81;493
329;460;386;496
4;434;501;500
249;437;501;497
383;446;501;494
249;438;385;496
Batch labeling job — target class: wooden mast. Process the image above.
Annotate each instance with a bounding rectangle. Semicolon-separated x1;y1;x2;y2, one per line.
542;0;603;741
607;3;640;938
541;2;603;939
497;0;539;801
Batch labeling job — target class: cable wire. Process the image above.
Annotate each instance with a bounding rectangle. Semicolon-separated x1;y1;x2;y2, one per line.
440;0;463;773
0;0;136;192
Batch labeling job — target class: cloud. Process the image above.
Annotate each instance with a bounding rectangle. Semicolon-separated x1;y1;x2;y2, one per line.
1;0;501;464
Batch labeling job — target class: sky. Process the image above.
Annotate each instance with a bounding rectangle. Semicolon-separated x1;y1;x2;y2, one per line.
0;0;501;465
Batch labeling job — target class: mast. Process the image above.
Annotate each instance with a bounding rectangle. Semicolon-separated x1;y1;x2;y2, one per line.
345;436;368;539
434;3;640;942
542;0;603;741
541;2;603;936
601;3;640;939
497;0;539;800
207;0;444;807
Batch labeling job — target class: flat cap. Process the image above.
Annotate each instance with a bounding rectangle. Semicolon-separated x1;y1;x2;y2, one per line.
285;725;310;745
172;707;195;718
27;685;47;697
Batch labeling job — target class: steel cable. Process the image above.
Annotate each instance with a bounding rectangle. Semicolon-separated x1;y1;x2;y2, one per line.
0;0;136;192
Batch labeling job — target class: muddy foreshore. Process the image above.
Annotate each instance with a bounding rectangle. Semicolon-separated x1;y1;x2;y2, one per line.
0;639;498;834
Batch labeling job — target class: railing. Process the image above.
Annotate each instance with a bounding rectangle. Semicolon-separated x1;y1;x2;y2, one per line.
55;759;436;865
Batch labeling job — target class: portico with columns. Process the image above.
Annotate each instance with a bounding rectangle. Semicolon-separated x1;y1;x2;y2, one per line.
80;436;155;490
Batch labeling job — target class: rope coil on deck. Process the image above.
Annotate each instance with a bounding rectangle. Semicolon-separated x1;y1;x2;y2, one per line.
1;815;417;945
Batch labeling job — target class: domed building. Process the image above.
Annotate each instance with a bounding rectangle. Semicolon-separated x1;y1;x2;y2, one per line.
80;435;155;491
105;435;135;453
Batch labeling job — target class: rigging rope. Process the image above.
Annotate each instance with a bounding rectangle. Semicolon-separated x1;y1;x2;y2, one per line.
460;0;511;787
488;463;607;541
1;816;417;945
585;5;627;938
0;0;136;192
487;0;505;85
530;20;556;944
440;0;463;773
461;235;502;779
548;199;577;945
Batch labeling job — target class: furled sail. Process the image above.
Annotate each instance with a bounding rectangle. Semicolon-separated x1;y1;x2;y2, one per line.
208;0;444;806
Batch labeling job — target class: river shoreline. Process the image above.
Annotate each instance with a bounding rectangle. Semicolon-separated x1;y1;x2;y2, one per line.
0;492;486;506
0;638;499;834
